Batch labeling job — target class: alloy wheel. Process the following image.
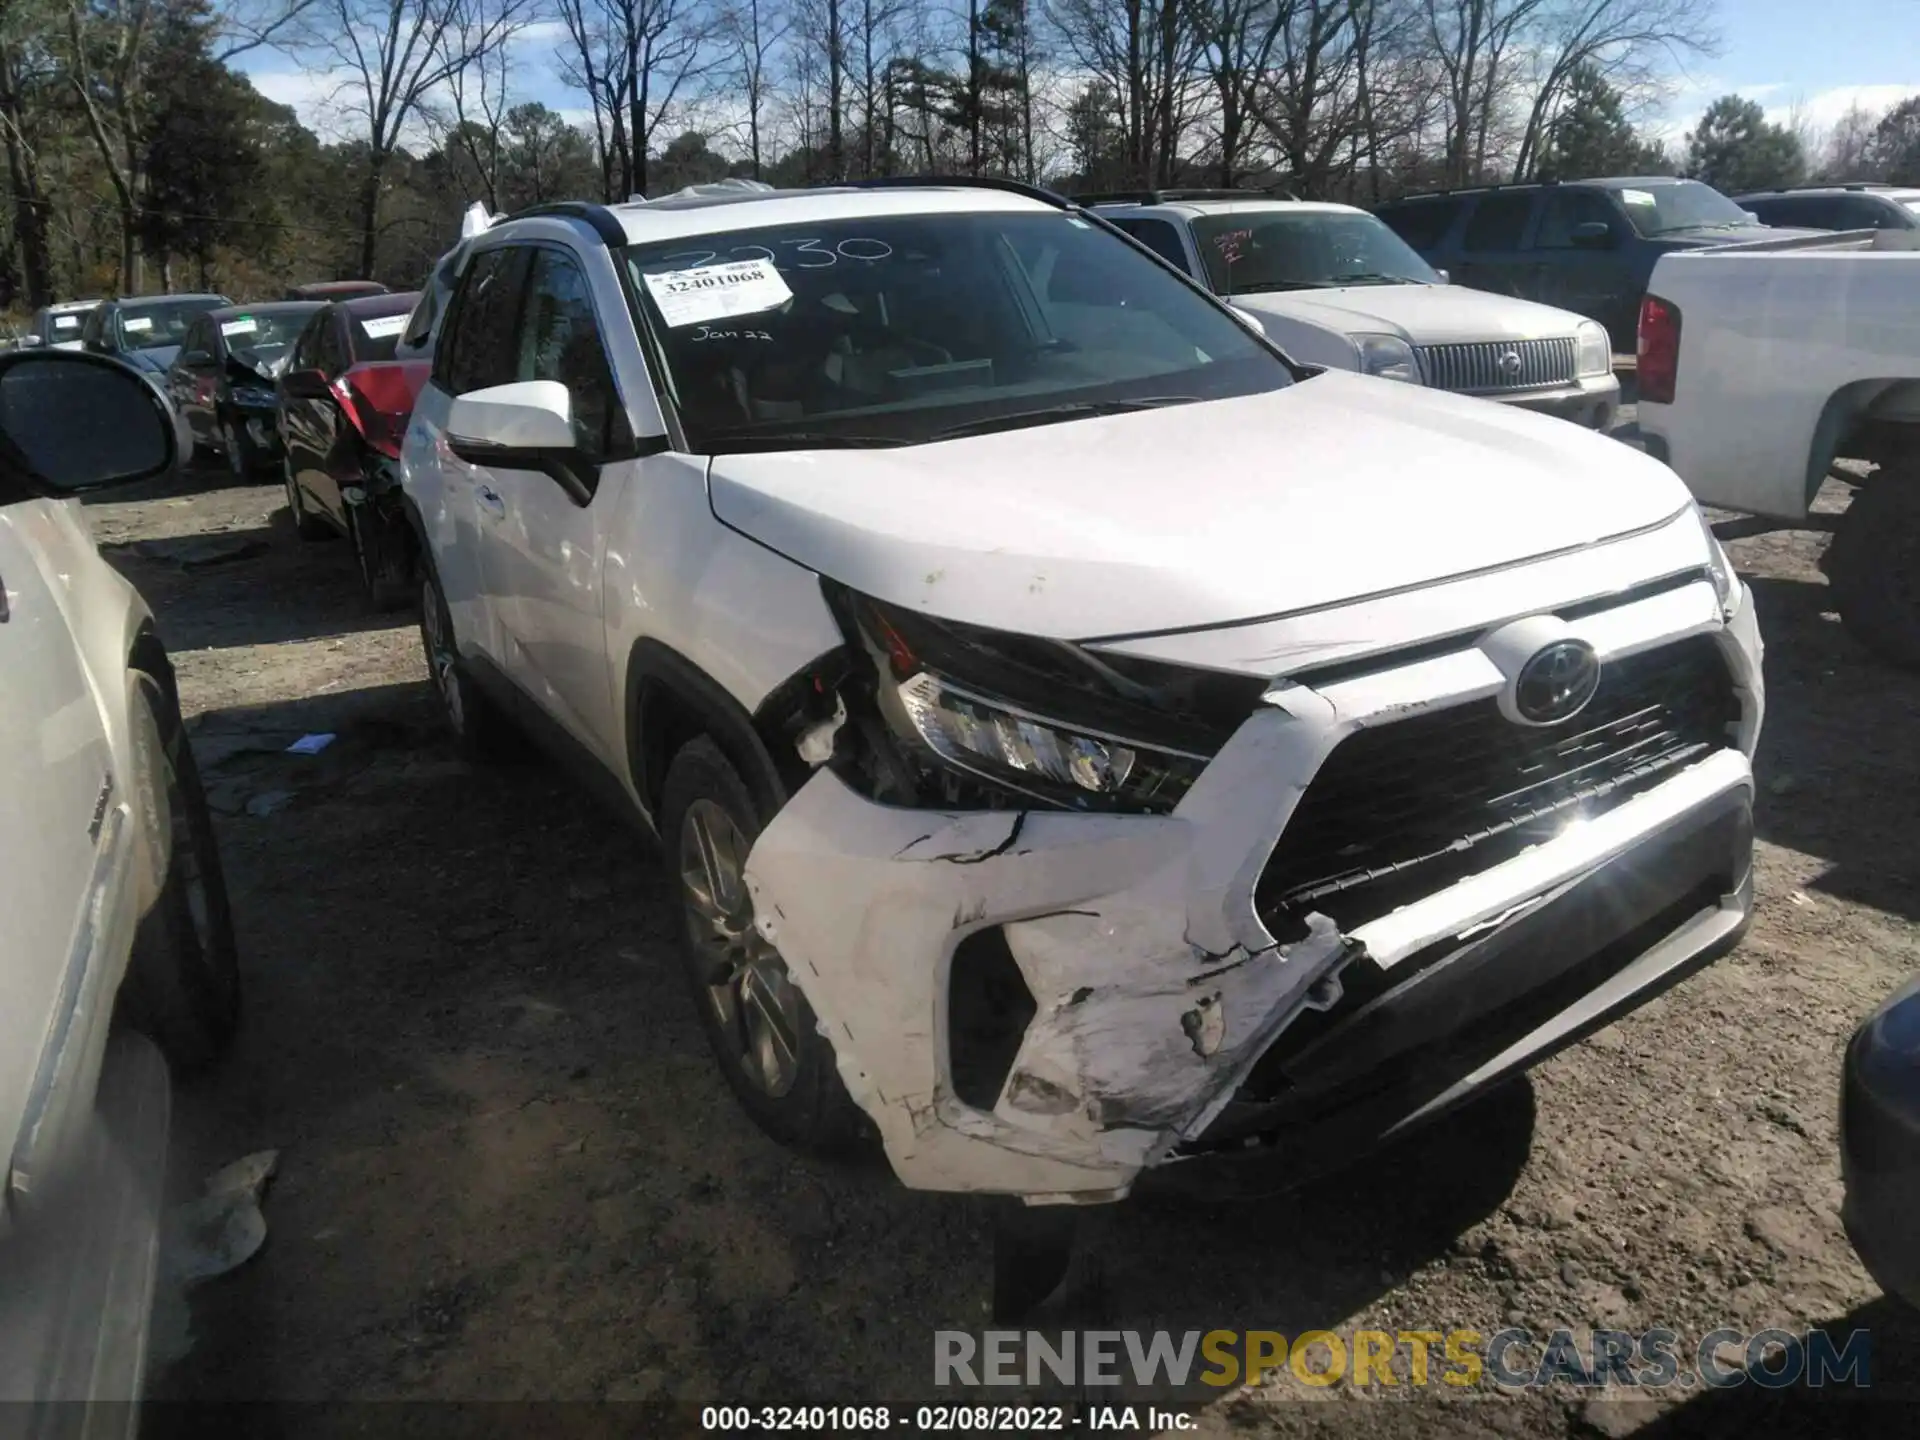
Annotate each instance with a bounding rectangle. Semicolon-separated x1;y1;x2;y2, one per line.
679;798;802;1098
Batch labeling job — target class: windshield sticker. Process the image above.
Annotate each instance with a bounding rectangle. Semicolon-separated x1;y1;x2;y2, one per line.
359;314;409;339
53;315;79;329
122;315;153;332
221;317;258;337
644;258;794;328
1621;189;1657;207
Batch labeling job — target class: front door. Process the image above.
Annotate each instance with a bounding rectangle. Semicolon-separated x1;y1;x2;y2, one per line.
1455;192;1540;299
1529;188;1634;337
0;503;116;1183
474;245;628;766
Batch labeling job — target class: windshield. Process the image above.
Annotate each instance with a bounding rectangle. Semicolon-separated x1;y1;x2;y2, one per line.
118;298;223;350
220;310;310;367
1614;181;1761;236
623;209;1291;453
1190;210;1439;293
350;309;411;361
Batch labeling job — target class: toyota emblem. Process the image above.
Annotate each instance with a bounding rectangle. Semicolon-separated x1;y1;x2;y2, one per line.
1496;348;1524;377
1512;640;1601;725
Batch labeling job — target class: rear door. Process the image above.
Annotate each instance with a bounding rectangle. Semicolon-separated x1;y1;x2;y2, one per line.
1455;191;1539;298
0;504;115;1194
1529;187;1634;330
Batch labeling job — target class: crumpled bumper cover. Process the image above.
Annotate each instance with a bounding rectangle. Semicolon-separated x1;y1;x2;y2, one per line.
744;578;1765;1201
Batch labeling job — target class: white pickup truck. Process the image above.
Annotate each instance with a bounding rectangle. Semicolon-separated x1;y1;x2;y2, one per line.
1636;229;1920;667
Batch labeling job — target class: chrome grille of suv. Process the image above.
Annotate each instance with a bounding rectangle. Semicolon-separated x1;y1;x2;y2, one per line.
1256;636;1739;932
1416;337;1577;394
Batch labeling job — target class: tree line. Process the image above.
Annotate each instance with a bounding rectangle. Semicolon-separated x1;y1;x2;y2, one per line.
3;0;1914;317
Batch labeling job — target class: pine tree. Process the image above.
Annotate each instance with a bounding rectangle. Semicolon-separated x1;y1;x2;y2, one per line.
1686;95;1806;194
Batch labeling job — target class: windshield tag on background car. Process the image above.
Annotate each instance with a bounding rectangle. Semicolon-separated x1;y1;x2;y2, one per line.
1621;190;1657;208
360;315;409;339
643;259;794;328
123;316;153;332
53;317;78;330
222;318;258;337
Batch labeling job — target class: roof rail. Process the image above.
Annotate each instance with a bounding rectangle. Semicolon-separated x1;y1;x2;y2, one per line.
504;200;626;246
836;174;1076;209
1385;179;1556;204
1073;186;1298;206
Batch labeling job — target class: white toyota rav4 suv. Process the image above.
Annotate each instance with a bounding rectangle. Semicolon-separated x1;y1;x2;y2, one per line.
401;180;1762;1216
1083;191;1621;430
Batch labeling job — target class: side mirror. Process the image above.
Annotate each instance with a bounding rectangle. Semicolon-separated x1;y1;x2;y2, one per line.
446;380;591;503
178;350;211;368
1571;221;1615;249
1228;304;1267;336
1433;268;1451;285
447;380;575;457
282;367;331;399
0;351;177;494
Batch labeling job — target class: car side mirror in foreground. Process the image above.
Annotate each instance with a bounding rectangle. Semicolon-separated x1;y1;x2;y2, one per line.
0;350;177;495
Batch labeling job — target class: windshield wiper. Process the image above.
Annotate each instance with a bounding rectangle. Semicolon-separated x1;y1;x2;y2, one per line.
1324;272;1417;286
930;396;1200;442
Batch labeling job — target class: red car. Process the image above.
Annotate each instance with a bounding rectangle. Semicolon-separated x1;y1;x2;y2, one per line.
277;291;427;609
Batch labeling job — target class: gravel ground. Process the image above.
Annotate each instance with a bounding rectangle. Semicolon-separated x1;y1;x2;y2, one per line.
81;426;1919;1437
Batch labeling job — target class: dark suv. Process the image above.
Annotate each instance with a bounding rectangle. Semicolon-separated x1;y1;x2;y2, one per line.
1376;176;1822;350
1735;184;1920;232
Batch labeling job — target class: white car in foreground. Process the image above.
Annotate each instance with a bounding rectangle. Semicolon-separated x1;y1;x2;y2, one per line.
1082;191;1620;429
400;181;1760;1262
0;351;241;1406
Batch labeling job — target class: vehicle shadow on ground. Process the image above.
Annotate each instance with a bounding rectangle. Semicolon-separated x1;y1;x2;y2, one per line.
1743;574;1920;922
100;510;405;652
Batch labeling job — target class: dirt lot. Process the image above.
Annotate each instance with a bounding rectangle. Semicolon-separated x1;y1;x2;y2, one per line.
83;440;1919;1436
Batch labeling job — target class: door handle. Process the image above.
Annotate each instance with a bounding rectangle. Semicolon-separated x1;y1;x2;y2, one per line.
476;485;505;520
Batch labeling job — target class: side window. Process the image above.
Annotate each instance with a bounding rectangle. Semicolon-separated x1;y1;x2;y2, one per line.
1840;196;1894;229
81;309;104;349
1533;189;1619;248
1462;193;1535;251
1111;218;1192;273
436;246;525;395
183;318;214;362
1380;199;1459;250
515;248;627;463
315;316;347;376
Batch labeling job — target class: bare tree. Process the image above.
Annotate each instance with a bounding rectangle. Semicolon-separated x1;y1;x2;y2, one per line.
1047;0;1202;184
1823;100;1886;181
556;0;717;198
445;20;520;209
302;0;530;276
1507;0;1717;180
717;0;787;176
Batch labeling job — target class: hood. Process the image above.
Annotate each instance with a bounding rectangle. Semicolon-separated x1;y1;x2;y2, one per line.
707;371;1697;640
1230;283;1592;344
225;349;283;385
128;346;177;373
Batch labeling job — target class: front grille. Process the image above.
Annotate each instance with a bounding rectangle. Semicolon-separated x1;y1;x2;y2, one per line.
1416;337;1577;394
1257;636;1738;931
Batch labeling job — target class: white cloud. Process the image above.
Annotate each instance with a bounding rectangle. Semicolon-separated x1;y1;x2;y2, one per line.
1653;79;1920;146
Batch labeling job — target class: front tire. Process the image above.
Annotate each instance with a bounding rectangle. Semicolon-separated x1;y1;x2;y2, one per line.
121;669;241;1074
1827;455;1920;671
661;737;867;1155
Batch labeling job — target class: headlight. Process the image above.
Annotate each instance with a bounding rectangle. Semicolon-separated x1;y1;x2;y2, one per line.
834;589;1260;814
1693;504;1738;616
893;671;1207;812
1575;320;1612;377
1354;333;1422;384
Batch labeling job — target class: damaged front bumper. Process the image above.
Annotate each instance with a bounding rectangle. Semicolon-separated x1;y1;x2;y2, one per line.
744;578;1764;1202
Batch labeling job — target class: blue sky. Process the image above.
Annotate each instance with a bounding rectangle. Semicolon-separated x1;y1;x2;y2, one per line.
236;3;1920;154
1653;0;1920;138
